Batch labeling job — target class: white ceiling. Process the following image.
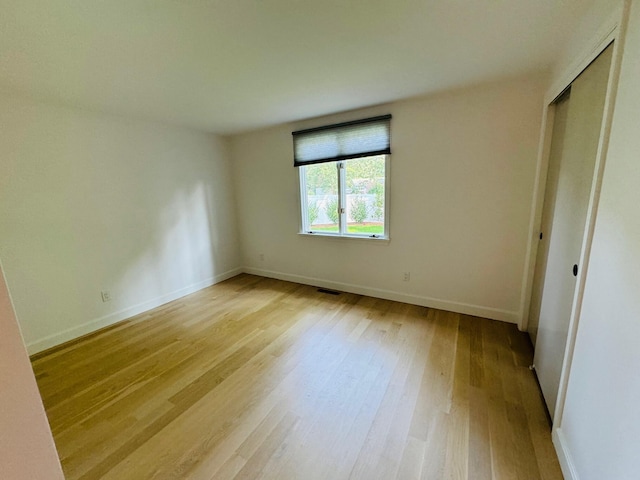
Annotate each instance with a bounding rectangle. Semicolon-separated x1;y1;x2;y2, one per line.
0;0;602;134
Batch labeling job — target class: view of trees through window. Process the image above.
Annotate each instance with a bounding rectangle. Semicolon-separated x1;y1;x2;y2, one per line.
303;155;386;236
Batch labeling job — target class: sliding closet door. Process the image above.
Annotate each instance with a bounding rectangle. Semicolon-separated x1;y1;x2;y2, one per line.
528;91;571;346
534;44;613;418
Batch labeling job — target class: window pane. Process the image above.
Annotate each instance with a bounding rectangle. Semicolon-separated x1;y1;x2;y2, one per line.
303;162;339;233
345;156;385;236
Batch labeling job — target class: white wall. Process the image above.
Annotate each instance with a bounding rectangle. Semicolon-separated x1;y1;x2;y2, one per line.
0;96;241;353
555;1;640;478
0;262;63;479
231;77;545;323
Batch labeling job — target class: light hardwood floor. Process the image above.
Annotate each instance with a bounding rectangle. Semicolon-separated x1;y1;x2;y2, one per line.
32;274;563;480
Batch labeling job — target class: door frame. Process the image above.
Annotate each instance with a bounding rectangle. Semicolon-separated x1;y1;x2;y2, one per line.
519;0;629;433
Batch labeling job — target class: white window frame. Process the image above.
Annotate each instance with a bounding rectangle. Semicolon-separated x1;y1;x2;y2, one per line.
299;154;390;240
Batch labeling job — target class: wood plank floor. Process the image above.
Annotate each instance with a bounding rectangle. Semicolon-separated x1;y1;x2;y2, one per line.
32;274;563;480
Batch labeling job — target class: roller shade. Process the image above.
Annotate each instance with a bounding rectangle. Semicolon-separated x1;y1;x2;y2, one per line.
292;114;391;167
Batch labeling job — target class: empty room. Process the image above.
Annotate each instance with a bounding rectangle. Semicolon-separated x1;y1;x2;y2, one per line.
1;1;639;479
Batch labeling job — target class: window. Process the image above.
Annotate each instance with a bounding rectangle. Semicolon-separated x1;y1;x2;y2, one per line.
293;115;391;239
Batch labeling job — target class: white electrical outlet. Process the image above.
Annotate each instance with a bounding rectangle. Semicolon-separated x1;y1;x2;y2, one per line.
101;290;112;302
259;253;265;261
403;272;411;282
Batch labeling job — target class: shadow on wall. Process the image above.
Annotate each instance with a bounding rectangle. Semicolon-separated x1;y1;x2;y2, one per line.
114;182;221;308
0;98;240;352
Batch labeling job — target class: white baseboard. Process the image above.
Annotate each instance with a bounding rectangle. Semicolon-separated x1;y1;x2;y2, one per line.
243;266;519;324
553;428;579;480
28;265;519;355
27;267;242;355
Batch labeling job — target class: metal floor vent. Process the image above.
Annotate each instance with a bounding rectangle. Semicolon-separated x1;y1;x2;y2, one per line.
317;288;341;295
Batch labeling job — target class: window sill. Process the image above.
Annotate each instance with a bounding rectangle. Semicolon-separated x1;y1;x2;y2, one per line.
297;232;390;245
